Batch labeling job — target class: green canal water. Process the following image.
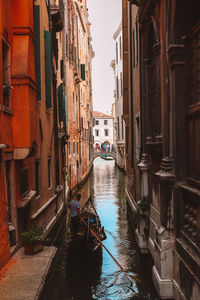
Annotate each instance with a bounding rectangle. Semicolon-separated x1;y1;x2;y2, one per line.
41;157;159;300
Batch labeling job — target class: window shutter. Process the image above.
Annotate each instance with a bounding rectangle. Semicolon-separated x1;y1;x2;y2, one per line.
65;95;68;126
44;30;52;108
58;83;64;122
60;59;64;80
66;33;68;56
34;5;41;100
81;64;85;80
58;83;66;122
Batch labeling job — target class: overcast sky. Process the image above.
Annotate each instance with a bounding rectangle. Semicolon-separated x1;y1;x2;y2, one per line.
87;0;122;115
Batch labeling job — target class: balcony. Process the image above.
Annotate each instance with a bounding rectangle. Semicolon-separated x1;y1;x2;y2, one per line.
50;0;64;32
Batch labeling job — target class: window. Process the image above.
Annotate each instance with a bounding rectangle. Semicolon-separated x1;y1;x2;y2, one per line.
5;160;16;246
133;30;135;68
2;40;11;107
95;129;99;136
135;116;140;160
119;36;122;60
35;160;40;196
48;158;52;188
44;31;52;108
121;115;124;139
76;96;78;127
73;92;75;121
116;76;119;99
20;168;29;197
95;120;99;125
120;72;123;96
136;21;138;63
116;42;118;64
104;129;109;136
5;161;12;223
68;141;70;154
104;120;108;125
33;5;41;100
73;141;75;154
117;117;120;140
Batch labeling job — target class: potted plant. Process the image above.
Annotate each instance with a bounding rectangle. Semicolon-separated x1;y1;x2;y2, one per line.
21;224;44;255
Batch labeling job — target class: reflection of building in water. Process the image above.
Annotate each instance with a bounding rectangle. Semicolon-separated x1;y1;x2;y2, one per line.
66;241;102;299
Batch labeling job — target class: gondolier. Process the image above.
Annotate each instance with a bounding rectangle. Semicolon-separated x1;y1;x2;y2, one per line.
70;193;82;238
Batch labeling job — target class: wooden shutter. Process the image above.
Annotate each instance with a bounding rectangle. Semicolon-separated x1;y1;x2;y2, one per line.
81;64;85;80
33;5;41;100
44;30;52;108
60;59;64;80
65;95;68;126
58;83;64;122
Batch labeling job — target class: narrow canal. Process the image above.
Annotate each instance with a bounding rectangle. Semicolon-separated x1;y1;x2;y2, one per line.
41;158;159;300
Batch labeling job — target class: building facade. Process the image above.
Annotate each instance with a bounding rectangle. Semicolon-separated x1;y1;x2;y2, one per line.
111;21;126;170
65;0;94;192
0;0;94;272
0;0;67;270
93;111;113;152
123;0;200;299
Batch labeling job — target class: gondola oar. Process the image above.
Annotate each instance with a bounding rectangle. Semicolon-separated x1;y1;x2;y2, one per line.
81;218;141;286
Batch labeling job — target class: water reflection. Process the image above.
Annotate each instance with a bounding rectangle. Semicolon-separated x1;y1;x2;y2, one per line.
41;157;158;300
65;249;102;299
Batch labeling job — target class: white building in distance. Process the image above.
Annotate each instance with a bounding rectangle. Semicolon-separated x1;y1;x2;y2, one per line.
93;111;114;152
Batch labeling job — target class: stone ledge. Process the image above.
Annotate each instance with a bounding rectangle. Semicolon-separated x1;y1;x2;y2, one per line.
0;246;57;300
152;265;173;299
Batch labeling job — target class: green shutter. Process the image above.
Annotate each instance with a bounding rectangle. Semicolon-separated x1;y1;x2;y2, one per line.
66;33;68;55
81;64;85;80
58;83;64;122
44;31;52;108
65;95;68;126
60;59;64;80
34;5;41;100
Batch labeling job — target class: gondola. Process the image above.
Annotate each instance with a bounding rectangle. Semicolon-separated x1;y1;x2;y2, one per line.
69;197;106;253
100;153;113;160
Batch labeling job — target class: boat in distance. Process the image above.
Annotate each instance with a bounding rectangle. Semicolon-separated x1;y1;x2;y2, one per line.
100;154;113;160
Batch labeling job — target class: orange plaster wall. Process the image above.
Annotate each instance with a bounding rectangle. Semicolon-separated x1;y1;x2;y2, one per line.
11;0;37;149
12;36;29;75
12;86;31;148
12;0;33;30
0;0;13;269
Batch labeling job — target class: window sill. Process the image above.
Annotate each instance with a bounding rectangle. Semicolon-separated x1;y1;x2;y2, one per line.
177;183;200;199
0;104;13;115
17;190;36;208
46;107;53;114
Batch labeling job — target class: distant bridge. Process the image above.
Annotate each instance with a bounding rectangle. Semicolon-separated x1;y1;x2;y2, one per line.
93;150;117;161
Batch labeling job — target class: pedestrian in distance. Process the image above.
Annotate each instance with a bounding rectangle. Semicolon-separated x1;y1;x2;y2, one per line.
70;193;82;238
